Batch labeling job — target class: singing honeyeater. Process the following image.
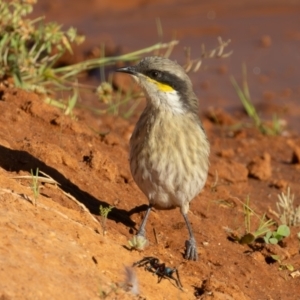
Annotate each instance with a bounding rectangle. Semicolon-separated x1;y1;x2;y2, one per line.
117;56;210;260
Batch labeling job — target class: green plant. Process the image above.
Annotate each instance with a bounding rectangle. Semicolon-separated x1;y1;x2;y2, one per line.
240;196;275;244
230;64;282;135
264;224;290;244
230;196;275;244
30;167;39;205
99;205;114;235
238;215;274;244
270;255;294;271
227;196;292;246
0;0;84;88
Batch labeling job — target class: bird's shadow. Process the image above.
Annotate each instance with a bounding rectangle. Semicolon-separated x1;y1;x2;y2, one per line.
0;144;147;229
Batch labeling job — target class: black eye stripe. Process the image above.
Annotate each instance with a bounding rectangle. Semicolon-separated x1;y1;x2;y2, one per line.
145;69;186;92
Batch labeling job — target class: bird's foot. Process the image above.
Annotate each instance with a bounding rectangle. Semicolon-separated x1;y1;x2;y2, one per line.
128;234;149;251
128;207;151;251
185;238;198;261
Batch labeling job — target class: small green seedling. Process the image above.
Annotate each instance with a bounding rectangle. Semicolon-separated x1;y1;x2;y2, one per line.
237;196;275;244
264;224;290;244
30;168;39;206
271;255;294;271
99;205;114;235
231;64;282;135
238;215;275;244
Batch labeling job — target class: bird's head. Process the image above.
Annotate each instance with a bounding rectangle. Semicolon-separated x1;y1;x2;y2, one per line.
116;56;199;115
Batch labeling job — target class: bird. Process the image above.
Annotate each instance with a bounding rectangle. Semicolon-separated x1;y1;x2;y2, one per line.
116;56;210;261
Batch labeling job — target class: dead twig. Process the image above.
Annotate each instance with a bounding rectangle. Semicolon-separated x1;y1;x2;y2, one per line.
184;36;232;73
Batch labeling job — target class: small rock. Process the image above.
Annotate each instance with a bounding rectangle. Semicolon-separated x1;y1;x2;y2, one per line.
280;88;292;98
200;276;251;300
263;90;276;101
259;74;270;84
260;35;272;48
269;179;288;189
90;151;119;182
247;152;272;180
210;158;248;183
205;107;237;126
250;251;265;263
291;145;300;164
290;270;300;279
217;148;235;158
217;64;228;75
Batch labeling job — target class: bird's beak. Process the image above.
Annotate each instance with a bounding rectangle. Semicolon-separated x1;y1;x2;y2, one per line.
116;66;137;75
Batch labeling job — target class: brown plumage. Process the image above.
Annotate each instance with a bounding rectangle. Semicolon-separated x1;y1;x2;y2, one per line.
117;56;210;260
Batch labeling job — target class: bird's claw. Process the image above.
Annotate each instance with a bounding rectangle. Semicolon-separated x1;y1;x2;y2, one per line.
185;238;198;261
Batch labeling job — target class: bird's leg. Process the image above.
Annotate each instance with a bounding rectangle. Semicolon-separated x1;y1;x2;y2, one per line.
136;205;152;238
182;213;198;261
128;206;152;251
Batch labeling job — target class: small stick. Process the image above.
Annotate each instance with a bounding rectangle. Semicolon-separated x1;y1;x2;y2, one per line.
153;227;159;244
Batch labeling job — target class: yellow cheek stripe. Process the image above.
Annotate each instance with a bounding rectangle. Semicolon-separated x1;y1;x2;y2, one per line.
147;77;174;92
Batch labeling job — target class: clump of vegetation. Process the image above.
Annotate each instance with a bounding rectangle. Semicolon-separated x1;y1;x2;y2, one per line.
228;196;275;244
276;187;300;227
224;194;299;274
99;205;114;235
230;64;283;135
270;255;294;271
128;235;148;251
237;215;274;244
226;196;292;247
0;0;84;90
263;224;290;244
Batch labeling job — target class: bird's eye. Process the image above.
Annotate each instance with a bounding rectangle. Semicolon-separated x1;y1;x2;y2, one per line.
151;71;161;78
